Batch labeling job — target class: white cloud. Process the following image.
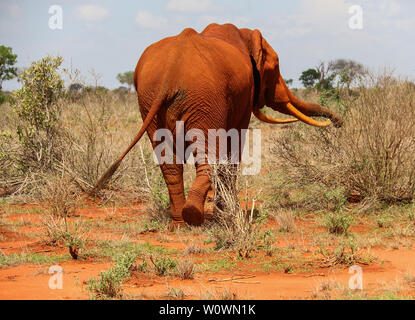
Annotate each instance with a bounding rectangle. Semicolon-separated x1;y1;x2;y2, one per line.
135;11;167;29
294;0;352;35
166;0;215;13
77;5;110;22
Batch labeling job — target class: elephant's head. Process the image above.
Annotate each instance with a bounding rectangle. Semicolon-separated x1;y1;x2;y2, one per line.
239;28;343;127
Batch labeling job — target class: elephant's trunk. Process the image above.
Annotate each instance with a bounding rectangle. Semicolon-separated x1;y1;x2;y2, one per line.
253;77;343;128
286;88;343;128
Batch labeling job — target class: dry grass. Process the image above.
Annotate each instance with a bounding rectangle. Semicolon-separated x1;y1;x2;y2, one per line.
272;73;415;212
40;173;89;259
175;259;195;279
183;244;205;255
209;163;264;258
0;84;171;212
272;210;296;232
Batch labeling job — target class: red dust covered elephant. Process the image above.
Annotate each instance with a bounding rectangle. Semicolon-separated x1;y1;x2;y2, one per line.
94;23;342;229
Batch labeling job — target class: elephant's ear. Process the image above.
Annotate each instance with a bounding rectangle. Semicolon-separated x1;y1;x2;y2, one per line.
241;29;264;73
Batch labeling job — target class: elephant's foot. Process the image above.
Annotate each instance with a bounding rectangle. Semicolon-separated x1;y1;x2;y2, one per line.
182;202;204;226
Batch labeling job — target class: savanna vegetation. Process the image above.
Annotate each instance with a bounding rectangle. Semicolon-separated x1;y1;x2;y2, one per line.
1;52;415;300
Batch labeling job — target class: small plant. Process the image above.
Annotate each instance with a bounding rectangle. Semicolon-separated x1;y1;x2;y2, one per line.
183;244;205;255
218;288;238;300
175;259;195;279
403;273;415;286
376;216;392;228
135;260;148;273
150;256;177;276
261;230;276;257
323;212;353;235
87;251;138;299
273;210;295;233
281;262;294;274
41;174;87;259
319;239;372;267
166;287;186;300
311;280;343;300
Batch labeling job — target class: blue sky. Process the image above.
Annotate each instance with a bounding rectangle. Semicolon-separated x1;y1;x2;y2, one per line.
1;0;414;90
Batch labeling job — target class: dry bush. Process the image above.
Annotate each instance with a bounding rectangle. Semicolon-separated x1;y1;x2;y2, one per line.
319;239;373;267
41;174;88;258
175;259;195;279
183;244;205;255
165;287;186;300
42;174;78;218
272;73;415;211
272;210;296;232
218;288;239;300
61;88;172;211
0;55;173;222
1;59;157;205
198;288;239;300
209;163;264;258
60;90;151;198
311;279;344;299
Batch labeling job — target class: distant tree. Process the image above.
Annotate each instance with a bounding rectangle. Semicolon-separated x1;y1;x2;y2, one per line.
300;59;366;91
299;69;320;88
284;78;293;87
68;83;84;92
88;68;102;88
95;86;109;94
113;86;128;93
315;61;339;90
116;71;134;91
330;59;367;89
0;46;18;91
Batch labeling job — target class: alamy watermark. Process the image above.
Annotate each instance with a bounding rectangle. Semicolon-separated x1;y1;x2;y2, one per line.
349;5;363;30
152;121;262;175
49;5;63;30
48;265;63;289
348;265;363;290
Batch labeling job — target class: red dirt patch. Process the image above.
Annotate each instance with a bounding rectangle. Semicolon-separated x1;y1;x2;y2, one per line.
1;202;415;300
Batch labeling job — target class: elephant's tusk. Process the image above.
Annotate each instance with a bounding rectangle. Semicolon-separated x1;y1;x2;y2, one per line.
253;108;299;124
285;103;332;127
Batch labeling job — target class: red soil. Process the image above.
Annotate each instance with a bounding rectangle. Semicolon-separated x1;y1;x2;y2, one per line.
1;202;415;300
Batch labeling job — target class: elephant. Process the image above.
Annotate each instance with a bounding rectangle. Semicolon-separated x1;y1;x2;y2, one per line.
94;23;342;229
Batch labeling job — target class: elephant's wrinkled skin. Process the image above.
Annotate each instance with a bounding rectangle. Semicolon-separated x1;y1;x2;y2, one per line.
94;23;342;228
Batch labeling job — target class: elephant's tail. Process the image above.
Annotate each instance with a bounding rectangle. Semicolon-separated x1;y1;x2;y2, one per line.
92;96;165;194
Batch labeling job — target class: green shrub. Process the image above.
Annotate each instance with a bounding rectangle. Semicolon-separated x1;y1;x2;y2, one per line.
0;92;6;105
323;212;353;235
13;55;65;171
150;256;176;276
87;251;138;299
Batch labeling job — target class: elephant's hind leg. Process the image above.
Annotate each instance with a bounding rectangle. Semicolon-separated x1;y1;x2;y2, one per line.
182;162;211;226
159;162;186;230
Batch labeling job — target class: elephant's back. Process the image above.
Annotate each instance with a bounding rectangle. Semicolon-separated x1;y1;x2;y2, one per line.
135;29;252;98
